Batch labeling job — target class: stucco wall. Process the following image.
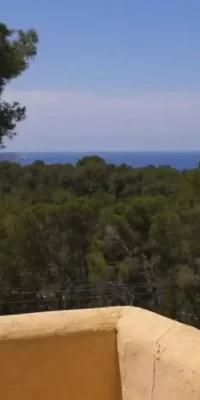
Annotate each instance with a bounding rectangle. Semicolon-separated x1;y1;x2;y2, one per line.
117;307;200;400
0;307;122;400
1;306;200;400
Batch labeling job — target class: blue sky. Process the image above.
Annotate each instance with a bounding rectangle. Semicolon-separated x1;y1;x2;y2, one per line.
2;0;200;151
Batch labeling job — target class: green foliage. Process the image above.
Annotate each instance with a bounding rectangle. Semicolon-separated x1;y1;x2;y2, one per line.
76;155;105;166
0;156;200;327
0;22;38;147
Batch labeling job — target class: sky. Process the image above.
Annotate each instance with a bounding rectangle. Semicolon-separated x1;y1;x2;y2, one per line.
2;0;200;151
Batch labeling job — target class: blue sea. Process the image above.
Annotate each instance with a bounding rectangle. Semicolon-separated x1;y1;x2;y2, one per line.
18;151;200;170
2;151;200;169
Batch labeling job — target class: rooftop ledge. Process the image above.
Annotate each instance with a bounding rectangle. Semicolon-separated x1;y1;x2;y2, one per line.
0;306;200;399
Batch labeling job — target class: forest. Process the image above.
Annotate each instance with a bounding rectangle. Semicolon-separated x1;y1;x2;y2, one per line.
0;156;200;328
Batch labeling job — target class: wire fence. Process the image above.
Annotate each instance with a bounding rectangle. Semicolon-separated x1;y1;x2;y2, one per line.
1;268;200;328
0;283;200;325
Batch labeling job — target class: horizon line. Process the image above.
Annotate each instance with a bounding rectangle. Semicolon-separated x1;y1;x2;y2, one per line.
2;150;200;153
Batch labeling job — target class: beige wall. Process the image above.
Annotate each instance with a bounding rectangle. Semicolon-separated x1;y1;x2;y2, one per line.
0;307;122;400
1;306;200;400
117;307;200;400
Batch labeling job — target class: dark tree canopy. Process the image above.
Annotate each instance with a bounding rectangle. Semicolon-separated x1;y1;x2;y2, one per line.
0;22;38;147
76;155;106;166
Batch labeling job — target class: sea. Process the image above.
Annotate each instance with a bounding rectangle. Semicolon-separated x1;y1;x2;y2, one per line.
2;151;200;170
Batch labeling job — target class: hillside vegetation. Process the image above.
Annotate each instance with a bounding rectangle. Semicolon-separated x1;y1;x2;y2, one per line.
0;156;200;327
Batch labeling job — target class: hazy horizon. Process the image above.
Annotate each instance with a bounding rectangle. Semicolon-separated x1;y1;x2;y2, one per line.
2;1;200;151
2;150;200;154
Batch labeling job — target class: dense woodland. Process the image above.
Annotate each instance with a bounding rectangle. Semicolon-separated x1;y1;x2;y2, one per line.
1;156;200;328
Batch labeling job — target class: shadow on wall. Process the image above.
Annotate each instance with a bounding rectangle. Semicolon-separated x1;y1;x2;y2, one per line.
0;306;200;400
